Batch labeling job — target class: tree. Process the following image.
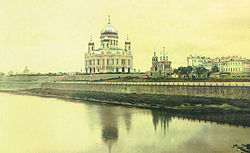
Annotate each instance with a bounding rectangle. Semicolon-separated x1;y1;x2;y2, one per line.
211;65;219;73
233;144;250;153
186;66;193;75
195;67;209;77
173;69;179;74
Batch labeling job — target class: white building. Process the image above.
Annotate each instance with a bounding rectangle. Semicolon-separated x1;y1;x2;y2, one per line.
187;54;250;77
84;18;133;73
214;56;250;77
187;55;213;70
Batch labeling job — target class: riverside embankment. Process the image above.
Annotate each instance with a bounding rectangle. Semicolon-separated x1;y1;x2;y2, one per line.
7;88;250;115
42;81;250;100
1;79;249;114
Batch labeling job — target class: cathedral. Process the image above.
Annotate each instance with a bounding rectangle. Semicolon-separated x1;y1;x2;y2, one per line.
84;17;133;74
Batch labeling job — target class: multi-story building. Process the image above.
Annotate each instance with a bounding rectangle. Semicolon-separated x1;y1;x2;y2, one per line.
214;56;250;77
84;18;133;73
187;54;250;77
151;47;172;77
187;55;213;70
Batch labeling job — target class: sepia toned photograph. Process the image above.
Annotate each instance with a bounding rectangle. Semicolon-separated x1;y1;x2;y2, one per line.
0;0;249;152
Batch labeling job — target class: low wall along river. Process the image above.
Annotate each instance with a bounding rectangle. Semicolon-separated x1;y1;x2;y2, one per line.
42;81;250;100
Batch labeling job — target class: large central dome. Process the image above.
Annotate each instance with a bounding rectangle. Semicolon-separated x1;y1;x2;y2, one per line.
101;22;118;35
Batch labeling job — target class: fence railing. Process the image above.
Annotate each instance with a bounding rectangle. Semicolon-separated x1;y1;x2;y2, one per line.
53;81;250;87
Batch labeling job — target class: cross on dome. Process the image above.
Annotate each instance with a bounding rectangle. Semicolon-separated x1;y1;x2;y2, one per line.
101;15;118;35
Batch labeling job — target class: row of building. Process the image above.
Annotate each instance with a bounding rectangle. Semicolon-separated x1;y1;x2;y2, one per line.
84;17;249;78
187;55;250;77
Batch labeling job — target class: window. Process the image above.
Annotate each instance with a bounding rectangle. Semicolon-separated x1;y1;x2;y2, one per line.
93;59;95;65
107;59;109;65
102;59;105;65
128;59;130;65
97;59;100;65
112;59;114;65
89;60;92;65
116;59;119;65
122;59;125;65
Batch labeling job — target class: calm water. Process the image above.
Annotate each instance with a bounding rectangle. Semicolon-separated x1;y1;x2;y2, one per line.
0;93;249;153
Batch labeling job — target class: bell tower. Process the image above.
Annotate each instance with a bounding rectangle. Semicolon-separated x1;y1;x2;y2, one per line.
125;34;131;51
88;35;94;53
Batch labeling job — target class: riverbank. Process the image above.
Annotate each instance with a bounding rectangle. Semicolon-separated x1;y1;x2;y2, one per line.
2;88;249;114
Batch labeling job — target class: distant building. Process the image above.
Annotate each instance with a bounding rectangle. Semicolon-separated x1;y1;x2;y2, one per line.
8;70;14;75
151;47;172;77
23;66;30;74
214;56;250;77
187;55;250;78
187;55;213;70
84;17;133;73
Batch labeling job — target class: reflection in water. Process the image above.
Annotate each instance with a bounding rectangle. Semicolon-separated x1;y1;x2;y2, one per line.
174;113;250;127
0;93;249;153
97;106;133;153
151;110;172;134
102;126;118;153
123;111;132;132
97;106;119;153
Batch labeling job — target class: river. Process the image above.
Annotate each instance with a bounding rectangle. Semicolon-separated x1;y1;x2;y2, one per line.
0;92;249;153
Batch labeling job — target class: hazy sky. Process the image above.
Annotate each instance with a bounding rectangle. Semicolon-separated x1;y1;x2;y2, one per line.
0;0;249;73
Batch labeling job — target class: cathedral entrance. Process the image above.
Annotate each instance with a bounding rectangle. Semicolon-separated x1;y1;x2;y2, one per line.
128;68;130;73
122;67;125;73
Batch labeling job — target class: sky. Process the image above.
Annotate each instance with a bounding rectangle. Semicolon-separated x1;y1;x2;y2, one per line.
0;0;249;73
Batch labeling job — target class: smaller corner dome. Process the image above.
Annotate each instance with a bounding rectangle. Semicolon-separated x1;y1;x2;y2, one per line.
125;39;131;44
88;40;94;45
101;23;118;35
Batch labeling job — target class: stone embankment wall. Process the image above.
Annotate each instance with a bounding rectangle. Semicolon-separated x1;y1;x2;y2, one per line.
61;73;147;81
0;73;146;90
0;81;42;90
0;73;145;90
42;82;250;100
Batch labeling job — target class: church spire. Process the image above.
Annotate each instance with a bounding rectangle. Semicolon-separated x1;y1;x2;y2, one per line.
108;15;111;24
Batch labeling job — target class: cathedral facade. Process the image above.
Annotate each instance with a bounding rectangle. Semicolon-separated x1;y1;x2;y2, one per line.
84;18;133;74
